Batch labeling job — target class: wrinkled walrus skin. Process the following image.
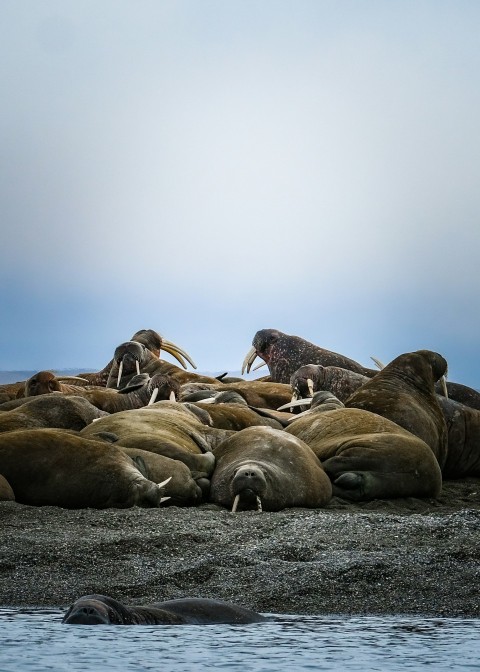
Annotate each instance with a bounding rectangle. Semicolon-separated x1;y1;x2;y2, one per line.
285;407;442;501
243;329;377;383
210;426;332;511
62;594;269;625
0;428;169;508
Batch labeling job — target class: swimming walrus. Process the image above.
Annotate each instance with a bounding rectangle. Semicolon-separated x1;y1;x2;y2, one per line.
242;329;377;383
62;594;268;625
344;350;449;470
0;428;171;508
210;426;332;511
285;403;442;501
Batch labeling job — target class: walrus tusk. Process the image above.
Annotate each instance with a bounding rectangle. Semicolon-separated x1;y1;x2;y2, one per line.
307;378;314;397
371;356;385;370
161;339;197;370
136;360;140;375
158;476;172;489
169;390;176;402
160;496;171;504
290;388;299;413
148;387;159;405
278;397;313;411
117;360;124;388
440;375;448;398
241;346;258;375
55;376;90;383
252;361;267;372
256;496;262;512
231;494;240;513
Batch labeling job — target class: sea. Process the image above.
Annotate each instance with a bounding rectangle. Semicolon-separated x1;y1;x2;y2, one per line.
0;609;479;671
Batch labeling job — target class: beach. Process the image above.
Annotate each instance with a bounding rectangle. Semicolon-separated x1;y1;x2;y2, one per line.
2;477;479;617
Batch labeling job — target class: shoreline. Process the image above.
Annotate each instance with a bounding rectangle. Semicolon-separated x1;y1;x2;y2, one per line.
2;478;479;617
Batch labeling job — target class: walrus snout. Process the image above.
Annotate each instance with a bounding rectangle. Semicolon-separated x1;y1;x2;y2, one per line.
63;603;110;625
232;465;266;495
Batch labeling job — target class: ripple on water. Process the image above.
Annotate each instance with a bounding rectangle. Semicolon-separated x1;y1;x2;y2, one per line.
0;610;479;672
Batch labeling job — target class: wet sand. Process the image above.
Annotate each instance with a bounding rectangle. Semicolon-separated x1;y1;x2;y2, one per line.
1;478;479;616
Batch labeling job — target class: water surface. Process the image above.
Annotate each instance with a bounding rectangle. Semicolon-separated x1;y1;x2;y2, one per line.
0;609;478;671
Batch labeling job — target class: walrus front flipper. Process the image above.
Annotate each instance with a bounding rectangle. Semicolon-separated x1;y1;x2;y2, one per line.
323;434;442;502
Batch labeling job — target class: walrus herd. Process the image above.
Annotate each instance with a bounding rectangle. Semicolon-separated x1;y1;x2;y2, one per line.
0;327;479;511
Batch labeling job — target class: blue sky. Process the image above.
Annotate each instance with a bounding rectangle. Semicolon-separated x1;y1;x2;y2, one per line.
1;1;480;386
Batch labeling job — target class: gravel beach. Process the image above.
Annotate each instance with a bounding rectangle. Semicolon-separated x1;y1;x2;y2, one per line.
1;478;479;617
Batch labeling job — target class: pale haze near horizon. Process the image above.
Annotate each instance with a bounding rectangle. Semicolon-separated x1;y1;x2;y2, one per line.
1;1;479;386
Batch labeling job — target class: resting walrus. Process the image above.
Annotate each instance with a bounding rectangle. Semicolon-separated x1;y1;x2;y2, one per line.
210;426;332;511
62;594;268;625
0;428;171;508
285;403;442;501
344;350;449;471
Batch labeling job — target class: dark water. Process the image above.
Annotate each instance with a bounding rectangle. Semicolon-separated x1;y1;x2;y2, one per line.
0;609;479;671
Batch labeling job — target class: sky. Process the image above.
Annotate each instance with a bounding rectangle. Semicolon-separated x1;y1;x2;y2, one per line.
1;1;480;386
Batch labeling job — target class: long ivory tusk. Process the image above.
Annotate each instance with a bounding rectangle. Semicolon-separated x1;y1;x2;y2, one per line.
371;356;385;370
169;391;176;402
160;496;171;504
148;387;159;405
252;361;267;372
117;360;124;388
440;375;448;398
256;497;262;512
231;494;240;513
55;376;90;383
278;397;313;411
307;378;314;397
241;346;258;375
161;339;197;370
158;476;172;489
136;360;140;375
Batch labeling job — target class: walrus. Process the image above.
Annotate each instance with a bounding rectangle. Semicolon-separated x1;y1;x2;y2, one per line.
0;428;171;508
0;394;108;433
210;426;332;511
180;380;293;410
106;342;221;390
119;447;206;505
21;371;181;413
190;392;284;431
344;350;448;470
74;328;197;387
242;329;377;383
0;473;14;501
289;364;369;405
437;396;480;478
285;404;442;501
80;402;229;484
62;594;268;625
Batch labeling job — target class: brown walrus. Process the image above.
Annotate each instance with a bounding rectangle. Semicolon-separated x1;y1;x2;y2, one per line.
62;594;268;625
344;350;448;470
0;394;108;433
21;371;181;413
285;403;442;501
242;329;377;383
210;426;332;511
0;428;171;508
106;342;220;390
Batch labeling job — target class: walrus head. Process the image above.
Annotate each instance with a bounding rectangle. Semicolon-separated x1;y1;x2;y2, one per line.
230;462;267;512
62;595;135;625
385;350;448;393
